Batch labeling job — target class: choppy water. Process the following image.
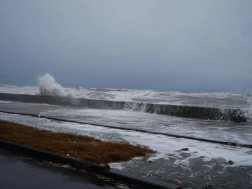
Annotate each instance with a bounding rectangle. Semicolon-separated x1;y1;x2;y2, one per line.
0;83;251;108
0;79;252;188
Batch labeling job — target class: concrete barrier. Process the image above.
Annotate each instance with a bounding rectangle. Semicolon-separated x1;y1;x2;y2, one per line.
0;93;247;122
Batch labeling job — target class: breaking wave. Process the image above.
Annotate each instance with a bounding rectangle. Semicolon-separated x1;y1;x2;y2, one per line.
0;73;251;122
38;73;75;98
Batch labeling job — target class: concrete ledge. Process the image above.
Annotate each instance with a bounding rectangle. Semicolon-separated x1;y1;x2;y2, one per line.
0;93;247;122
0;139;108;172
0;139;180;189
105;168;180;189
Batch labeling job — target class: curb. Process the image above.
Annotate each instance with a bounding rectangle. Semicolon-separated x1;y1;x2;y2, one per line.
0;139;180;189
0;139;108;172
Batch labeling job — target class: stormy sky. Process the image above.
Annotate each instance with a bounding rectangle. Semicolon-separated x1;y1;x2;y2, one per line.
0;0;251;93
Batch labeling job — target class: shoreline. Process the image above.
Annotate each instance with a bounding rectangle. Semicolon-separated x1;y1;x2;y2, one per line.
0;119;179;189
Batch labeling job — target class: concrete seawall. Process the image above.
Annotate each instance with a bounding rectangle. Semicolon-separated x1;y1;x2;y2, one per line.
0;93;247;122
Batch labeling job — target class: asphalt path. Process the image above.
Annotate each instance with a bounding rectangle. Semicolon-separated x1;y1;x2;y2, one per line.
0;149;124;189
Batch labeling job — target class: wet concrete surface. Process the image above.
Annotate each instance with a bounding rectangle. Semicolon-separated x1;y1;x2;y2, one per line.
121;152;252;189
1;147;252;189
1;101;252;189
0;149;133;189
1;101;252;145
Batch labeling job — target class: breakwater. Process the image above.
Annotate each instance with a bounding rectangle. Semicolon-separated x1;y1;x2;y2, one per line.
0;93;246;122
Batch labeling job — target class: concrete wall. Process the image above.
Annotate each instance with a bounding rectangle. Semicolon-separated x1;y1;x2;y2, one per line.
0;93;246;122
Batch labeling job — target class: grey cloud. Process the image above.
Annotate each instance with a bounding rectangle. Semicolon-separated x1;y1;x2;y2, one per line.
0;0;251;92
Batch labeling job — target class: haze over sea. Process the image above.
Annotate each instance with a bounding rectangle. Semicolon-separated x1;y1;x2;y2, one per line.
0;0;251;93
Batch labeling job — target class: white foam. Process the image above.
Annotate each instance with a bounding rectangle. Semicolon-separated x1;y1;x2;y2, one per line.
0;112;251;166
0;84;38;95
0;75;251;110
38;73;75;98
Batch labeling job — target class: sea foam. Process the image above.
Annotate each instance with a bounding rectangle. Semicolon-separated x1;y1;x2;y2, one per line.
38;73;75;97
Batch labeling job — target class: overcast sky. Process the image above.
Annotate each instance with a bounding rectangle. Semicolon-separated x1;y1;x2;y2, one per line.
0;0;251;93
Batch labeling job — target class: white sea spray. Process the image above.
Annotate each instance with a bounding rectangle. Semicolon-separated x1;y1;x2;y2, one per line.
38;73;75;98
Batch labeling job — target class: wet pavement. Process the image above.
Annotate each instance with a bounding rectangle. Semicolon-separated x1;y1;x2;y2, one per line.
0;100;252;189
0;149;133;189
1;101;252;145
121;152;252;189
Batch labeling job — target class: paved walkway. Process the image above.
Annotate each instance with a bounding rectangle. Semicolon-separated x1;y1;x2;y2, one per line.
0;149;117;189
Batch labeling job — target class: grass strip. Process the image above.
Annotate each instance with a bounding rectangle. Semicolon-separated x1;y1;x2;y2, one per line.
0;120;155;164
